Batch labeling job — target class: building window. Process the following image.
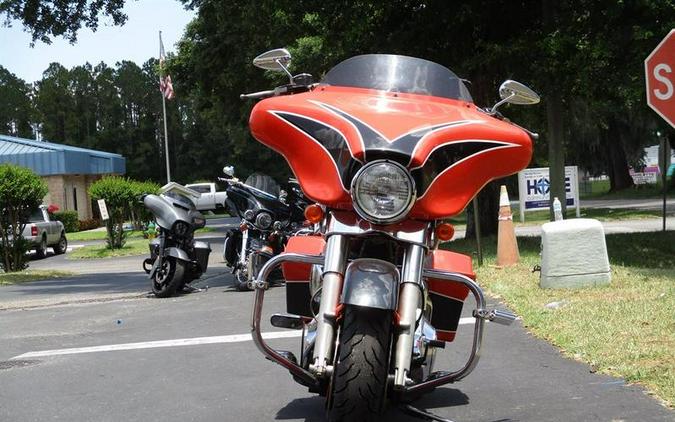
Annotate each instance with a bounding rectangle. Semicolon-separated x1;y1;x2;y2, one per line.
73;187;78;211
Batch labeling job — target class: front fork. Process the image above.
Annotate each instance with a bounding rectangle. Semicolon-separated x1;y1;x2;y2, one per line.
308;236;425;386
309;235;348;376
393;244;425;388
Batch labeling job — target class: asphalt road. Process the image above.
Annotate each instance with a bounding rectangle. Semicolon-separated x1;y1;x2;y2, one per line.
0;271;672;422
1;213;673;421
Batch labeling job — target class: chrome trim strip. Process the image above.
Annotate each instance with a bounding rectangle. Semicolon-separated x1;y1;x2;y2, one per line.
250;252;324;389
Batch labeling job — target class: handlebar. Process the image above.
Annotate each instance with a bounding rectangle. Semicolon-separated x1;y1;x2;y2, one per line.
240;89;276;100
240;84;313;101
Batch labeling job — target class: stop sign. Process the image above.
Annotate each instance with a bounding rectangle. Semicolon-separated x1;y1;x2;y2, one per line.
645;29;675;128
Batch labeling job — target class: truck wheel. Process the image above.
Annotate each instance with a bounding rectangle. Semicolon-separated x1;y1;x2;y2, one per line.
35;236;48;259
53;234;68;255
327;305;393;422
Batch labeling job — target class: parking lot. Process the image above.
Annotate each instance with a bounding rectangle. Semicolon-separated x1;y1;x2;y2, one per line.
0;214;673;421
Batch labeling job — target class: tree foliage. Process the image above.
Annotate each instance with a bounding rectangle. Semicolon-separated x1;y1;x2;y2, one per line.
0;66;33;137
0;0;128;44
88;176;134;249
3;1;674;235
0;164;48;272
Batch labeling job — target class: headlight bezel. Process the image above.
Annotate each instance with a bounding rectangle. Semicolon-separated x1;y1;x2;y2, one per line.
255;211;273;230
350;159;416;225
172;220;193;237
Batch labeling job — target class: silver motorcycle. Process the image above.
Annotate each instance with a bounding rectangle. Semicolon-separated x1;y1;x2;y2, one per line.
142;183;211;298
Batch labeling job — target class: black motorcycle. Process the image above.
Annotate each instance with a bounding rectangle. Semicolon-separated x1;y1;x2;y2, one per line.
220;167;309;291
142;183;212;297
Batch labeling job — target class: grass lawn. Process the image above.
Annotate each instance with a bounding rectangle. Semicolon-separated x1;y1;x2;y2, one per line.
448;231;675;406
448;206;670;228
67;230;144;241
67;238;150;259
66;227;214;242
0;270;74;285
580;179;674;200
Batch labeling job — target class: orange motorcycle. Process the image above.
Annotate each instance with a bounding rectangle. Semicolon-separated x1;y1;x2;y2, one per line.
242;49;539;421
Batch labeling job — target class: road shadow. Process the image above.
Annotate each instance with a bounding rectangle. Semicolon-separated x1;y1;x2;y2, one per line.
0;268;234;300
1;271;149;298
274;387;470;421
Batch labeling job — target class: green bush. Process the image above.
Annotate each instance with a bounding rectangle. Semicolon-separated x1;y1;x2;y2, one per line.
129;180;160;230
53;210;79;232
89;176;135;249
78;218;101;231
0;164;48;272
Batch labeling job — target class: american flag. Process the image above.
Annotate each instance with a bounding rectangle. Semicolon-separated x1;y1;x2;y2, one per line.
159;32;175;100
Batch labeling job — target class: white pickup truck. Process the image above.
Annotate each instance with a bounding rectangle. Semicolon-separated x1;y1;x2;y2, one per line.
23;205;68;258
185;182;228;212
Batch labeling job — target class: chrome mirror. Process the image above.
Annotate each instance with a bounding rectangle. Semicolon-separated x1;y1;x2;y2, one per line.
499;80;540;105
491;80;540;113
253;48;293;84
223;166;235;177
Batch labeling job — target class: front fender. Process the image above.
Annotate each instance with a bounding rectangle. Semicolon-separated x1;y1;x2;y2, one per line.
166;247;191;262
340;259;399;311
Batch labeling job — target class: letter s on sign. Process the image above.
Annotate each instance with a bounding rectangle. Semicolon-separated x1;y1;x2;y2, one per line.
654;63;673;100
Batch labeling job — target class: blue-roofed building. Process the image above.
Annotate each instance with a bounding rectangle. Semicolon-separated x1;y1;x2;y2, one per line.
0;134;126;220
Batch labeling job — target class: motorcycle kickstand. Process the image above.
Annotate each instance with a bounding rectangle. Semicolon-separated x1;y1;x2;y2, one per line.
398;403;455;422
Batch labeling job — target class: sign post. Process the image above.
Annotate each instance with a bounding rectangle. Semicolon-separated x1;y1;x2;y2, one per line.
97;199;109;221
645;29;674;232
518;166;580;222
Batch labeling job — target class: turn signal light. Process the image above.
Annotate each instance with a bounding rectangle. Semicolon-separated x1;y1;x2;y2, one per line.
240;221;248;231
304;204;324;224
435;223;454;242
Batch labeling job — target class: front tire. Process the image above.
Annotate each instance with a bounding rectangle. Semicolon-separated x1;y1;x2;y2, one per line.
327;305;393;422
151;257;186;298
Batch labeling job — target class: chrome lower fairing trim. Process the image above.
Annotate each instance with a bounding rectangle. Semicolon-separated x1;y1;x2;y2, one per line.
250;252;324;389
326;210;431;247
402;269;490;396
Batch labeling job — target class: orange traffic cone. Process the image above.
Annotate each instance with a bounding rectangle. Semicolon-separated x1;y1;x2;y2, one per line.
496;185;520;267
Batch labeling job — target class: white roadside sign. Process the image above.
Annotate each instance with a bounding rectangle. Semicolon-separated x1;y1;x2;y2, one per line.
97;199;109;221
517;166;580;222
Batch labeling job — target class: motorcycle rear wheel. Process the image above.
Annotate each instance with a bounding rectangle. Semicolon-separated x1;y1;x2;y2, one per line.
327;305;392;422
151;257;185;298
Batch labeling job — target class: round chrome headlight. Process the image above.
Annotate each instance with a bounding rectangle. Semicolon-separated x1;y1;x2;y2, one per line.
351;160;415;224
172;220;192;236
255;212;273;229
244;209;255;221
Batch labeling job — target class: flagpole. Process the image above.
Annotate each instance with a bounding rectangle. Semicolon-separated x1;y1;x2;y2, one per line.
161;90;171;183
159;31;171;183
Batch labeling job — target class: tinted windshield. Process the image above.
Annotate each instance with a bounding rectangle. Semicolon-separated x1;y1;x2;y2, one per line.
322;54;472;102
163;191;195;208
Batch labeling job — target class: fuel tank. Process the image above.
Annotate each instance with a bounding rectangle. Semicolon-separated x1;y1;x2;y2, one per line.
249;85;532;220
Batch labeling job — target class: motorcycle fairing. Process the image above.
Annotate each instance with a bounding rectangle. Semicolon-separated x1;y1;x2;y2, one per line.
282;235;326;317
250;86;532;219
425;250;474;342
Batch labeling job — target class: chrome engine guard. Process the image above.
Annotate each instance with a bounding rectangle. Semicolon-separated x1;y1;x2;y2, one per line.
250;252;498;396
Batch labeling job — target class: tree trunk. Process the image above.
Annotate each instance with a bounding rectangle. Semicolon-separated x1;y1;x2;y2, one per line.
543;0;567;220
546;90;566;219
466;182;499;239
603;121;634;192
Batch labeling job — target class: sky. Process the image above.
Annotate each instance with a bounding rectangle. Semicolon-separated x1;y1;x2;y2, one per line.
0;0;196;83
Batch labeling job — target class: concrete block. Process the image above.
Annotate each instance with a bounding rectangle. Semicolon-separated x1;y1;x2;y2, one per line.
540;218;611;289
